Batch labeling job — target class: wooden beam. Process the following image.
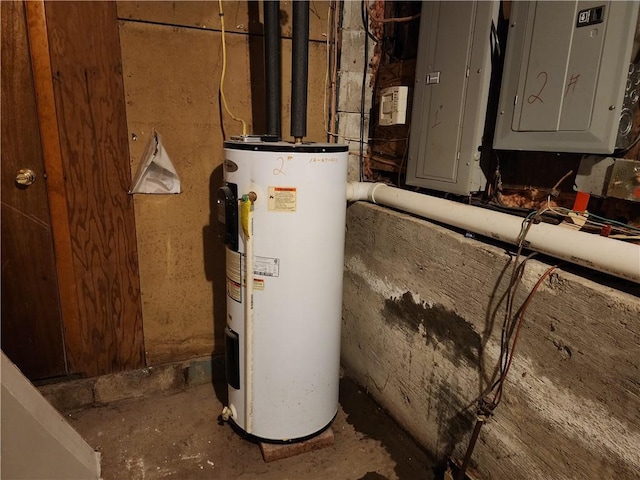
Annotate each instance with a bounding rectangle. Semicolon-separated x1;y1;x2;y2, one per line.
25;0;82;374
259;428;335;462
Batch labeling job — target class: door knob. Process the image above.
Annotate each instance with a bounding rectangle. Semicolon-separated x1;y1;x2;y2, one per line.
15;169;36;187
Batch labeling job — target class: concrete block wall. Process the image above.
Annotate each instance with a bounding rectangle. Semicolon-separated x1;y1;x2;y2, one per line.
337;1;373;181
341;202;640;479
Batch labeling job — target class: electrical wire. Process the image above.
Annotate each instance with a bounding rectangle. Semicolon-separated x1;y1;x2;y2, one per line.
456;206;559;480
323;2;334;140
396;131;410;186
369;11;421;23
527;201;640;238
550;169;574;195
217;0;248;136
361;0;378;43
456;261;558;480
476;203;552;405
323;1;414;152
360;0;371;181
490;185;640;238
491;265;558;406
323;0;346;142
490;167;639;238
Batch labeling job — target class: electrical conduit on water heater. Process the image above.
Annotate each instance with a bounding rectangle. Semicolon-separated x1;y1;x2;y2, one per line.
346;182;640;284
240;193;255;433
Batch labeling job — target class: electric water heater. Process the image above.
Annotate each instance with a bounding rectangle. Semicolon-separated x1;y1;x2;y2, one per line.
218;138;348;442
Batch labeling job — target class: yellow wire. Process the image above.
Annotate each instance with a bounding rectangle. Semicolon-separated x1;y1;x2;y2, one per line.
218;0;247;136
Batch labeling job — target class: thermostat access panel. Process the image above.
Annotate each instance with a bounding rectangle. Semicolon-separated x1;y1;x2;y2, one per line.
493;1;639;154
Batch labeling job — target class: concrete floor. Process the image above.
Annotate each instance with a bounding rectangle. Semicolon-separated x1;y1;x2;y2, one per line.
67;377;436;480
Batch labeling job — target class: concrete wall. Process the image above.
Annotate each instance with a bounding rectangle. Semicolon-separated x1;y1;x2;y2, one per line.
116;1;331;364
342;202;640;479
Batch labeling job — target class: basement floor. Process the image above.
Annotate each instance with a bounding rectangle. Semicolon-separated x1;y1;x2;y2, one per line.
67;377;437;480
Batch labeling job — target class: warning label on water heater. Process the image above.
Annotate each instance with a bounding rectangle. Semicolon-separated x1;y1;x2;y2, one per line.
227;279;242;303
226;249;242;303
268;186;297;212
226;249;242;285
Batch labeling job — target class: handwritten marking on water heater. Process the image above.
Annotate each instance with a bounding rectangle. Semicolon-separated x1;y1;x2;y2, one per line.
309;156;338;164
273;155;293;175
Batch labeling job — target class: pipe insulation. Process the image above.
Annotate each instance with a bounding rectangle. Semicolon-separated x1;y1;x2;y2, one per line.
291;0;309;141
346;182;640;284
264;0;281;139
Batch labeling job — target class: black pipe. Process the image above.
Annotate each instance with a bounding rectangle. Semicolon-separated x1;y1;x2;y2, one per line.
291;0;309;142
264;1;281;140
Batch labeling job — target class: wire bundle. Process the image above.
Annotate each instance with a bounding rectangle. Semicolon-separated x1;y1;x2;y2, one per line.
456;212;558;479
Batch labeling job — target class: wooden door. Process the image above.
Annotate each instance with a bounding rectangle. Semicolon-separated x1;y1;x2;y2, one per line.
1;0;67;380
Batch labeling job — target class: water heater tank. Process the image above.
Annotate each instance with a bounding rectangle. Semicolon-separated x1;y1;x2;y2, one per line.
219;139;348;442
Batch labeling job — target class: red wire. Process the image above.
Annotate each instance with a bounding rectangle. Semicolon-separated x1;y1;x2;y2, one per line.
492;265;558;406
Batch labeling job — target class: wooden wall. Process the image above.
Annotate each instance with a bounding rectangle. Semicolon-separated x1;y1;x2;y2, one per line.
41;1;144;376
116;1;332;364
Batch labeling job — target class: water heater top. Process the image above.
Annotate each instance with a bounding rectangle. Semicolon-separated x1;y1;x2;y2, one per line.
224;138;348;153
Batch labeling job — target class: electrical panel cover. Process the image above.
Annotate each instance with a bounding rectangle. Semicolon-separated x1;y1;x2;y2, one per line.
406;1;498;195
493;1;640;154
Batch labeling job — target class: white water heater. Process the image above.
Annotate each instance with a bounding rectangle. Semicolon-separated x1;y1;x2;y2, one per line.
218;139;348;442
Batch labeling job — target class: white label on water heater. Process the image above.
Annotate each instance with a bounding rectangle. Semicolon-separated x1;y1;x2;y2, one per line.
268;186;297;212
253;256;280;277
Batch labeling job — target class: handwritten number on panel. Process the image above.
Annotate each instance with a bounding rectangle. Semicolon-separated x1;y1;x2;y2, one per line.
527;71;547;104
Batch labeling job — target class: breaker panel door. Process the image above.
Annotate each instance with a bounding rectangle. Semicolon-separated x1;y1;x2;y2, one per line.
406;1;498;195
494;1;640;153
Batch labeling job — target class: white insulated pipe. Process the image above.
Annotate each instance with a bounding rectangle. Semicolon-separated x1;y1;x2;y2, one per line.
346;182;640;284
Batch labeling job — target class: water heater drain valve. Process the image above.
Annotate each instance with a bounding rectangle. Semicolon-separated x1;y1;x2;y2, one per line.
221;406;233;421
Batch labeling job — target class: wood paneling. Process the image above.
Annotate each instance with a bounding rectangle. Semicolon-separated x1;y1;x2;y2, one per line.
116;1;331;41
44;1;144;376
1;0;66;379
118;5;330;363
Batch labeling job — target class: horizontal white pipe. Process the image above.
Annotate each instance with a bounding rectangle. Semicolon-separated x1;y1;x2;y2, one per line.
346;182;640;284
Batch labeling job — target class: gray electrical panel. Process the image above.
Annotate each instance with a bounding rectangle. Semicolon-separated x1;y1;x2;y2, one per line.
493;1;640;154
406;1;498;195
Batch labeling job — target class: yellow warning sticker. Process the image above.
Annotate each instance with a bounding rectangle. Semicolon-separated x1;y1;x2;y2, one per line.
268;186;297;212
253;278;265;290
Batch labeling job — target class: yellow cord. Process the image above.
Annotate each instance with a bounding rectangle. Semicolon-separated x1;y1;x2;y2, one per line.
218;0;247;136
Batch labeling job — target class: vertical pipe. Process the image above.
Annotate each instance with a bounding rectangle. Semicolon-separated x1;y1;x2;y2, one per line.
241;194;255;433
264;1;281;139
291;0;309;143
244;215;254;433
